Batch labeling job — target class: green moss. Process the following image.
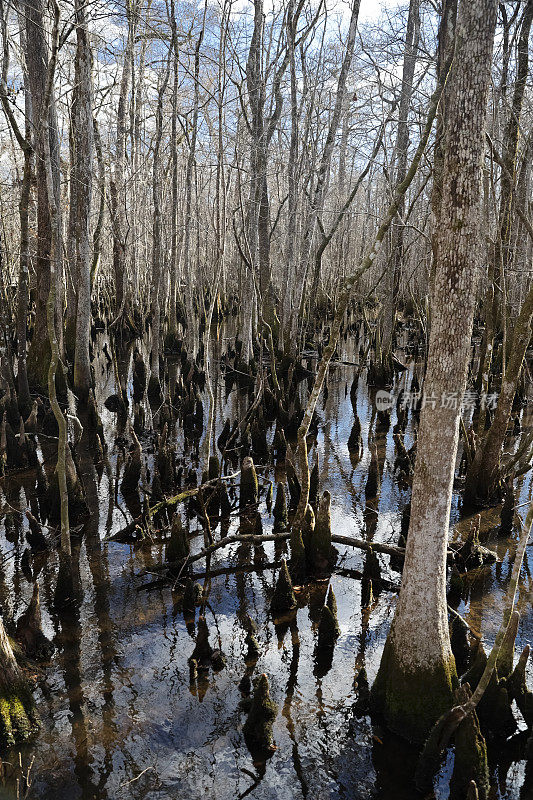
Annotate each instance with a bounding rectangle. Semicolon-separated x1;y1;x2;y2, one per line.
371;635;457;743
0;684;39;748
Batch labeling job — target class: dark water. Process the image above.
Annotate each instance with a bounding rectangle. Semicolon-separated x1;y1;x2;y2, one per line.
1;330;532;800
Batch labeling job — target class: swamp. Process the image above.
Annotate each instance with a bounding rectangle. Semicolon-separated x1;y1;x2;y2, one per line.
0;0;532;797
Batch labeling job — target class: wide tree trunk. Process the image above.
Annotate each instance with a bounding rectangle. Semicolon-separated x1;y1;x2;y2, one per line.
371;0;497;743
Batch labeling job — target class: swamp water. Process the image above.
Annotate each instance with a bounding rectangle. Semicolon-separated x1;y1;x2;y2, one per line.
0;330;532;800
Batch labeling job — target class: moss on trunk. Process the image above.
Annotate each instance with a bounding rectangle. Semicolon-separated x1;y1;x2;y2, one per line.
0;619;39;749
371;635;457;743
0;685;39;748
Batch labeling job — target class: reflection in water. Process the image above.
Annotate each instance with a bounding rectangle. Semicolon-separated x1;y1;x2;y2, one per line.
0;327;531;800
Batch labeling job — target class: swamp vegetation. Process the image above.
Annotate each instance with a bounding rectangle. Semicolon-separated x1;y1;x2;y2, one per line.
0;0;532;797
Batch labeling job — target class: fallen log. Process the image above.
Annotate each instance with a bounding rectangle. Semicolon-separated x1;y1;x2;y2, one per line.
143;531;411;577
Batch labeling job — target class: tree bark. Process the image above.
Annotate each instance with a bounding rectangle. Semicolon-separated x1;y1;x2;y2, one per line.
371;0;498;743
24;0;62;391
72;0;94;404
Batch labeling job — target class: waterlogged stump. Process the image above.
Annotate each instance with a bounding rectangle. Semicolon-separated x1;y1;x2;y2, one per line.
308;491;335;572
289;524;307;586
270;559;296;616
462;640;517;737
347;415;363;461
245;630;261;663
272;484;289;532
240;457;258;510
243;674;278;757
121;429;142;495
285;458;301;510
189;616;226;672
450;685;489;800
166;513;189;565
15;583;54;662
317;588;340;650
364;443;380;500
54;550;83;611
182;580;202;618
300;503;315;556
455;517;497;572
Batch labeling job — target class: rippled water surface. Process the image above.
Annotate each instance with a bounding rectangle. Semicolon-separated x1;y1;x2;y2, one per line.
1;330;532;799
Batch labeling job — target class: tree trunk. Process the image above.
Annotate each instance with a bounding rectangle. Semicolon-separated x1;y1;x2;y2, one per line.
371;0;497;743
72;0;94;404
464;278;533;506
383;0;420;355
464;0;533;507
183;10;205;358
0;0;33;412
149;57;171;394
110;4;134;318
24;0;62;391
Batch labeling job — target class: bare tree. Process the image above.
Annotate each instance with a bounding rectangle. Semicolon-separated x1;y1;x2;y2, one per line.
372;0;498;742
72;0;95;404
